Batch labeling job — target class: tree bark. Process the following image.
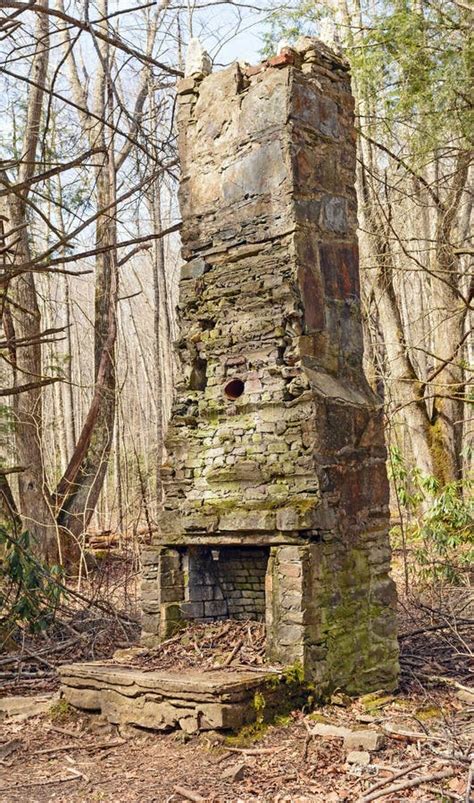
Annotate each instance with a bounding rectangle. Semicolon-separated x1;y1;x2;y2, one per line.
5;1;60;562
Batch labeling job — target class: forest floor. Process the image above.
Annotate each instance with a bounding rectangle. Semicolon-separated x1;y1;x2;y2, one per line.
0;551;472;802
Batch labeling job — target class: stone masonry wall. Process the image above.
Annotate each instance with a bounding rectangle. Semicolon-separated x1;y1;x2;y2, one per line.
141;38;399;696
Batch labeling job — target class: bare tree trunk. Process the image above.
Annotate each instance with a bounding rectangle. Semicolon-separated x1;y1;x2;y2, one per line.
5;0;59;561
428;151;471;481
57;1;118;547
114;385;124;537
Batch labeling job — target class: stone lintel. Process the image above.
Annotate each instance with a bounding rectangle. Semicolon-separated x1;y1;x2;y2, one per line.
153;532;311;547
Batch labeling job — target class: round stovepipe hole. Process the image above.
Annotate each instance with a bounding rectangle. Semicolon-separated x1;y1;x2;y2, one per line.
224;378;245;400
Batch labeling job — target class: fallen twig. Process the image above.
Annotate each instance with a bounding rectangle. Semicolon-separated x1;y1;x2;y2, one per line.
0;770;82;792
0;636;84;667
361;767;455;802
399;621;474;640
221;639;243;668
46;725;83;738
422;784;462;801
33;737;126;755
423;676;474;695
360;762;423;799
381;722;450;743
225;745;286;756
173;784;206;801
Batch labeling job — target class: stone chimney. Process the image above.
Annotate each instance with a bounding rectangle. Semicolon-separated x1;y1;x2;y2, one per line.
141;39;399;696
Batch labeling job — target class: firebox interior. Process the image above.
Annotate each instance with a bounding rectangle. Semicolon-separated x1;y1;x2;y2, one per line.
180;546;269;622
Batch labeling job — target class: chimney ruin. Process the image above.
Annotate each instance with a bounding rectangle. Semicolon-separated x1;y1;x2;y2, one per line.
141;39;399;696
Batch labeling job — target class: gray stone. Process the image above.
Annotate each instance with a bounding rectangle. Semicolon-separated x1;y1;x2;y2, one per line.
310;722;351;740
343;730;385;752
204;600;228;617
145;36;398;699
276;508;299;531
176;77;197;95
185;37;212;79
181;601;205;619
320;196;348;233
181;257;207;280
0;694;56;720
59;662;292;733
61;686;101;711
346;750;371;766
222;761;246;781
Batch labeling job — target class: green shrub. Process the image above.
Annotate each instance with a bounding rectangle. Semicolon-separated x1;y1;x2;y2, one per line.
389;447;473;585
0;526;63;633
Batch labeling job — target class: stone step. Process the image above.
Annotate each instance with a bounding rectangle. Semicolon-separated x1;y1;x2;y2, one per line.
59;662;288;734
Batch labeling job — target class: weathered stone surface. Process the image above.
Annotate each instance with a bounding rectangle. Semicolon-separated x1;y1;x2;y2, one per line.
344;730;385;752
310;722;384;752
181;257;207;280
222;761;246;781
310;722;351;740
346;750;371;766
0;694;56;719
219;509;276;532
61;686;102;710
59;663;291;732
176;77;198;95
184;37;212;79
59;664;278;702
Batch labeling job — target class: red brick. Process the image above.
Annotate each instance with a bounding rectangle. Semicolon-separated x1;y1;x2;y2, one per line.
268;52;295;68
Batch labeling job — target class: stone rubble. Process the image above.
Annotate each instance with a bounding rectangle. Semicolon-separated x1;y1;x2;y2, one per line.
0;693;57;721
310;721;385;751
346;750;371;766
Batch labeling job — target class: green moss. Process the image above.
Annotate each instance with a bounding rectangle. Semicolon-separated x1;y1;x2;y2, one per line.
201;495;318;516
253;690;266;723
315;545;398;697
91;549;109;562
225;721;268;747
364;695;393;711
49;699;77;723
307;712;331;724
415;706;442;721
274;714;292;727
266;661;305;690
427;416;450;485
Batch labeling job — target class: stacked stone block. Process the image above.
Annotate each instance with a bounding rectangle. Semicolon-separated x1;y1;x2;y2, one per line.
141;38;399;696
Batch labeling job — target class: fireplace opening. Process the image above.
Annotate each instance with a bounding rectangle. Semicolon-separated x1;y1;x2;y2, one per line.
180;546;269;622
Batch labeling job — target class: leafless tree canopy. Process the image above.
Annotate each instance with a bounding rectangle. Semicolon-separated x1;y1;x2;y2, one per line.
0;0;472;571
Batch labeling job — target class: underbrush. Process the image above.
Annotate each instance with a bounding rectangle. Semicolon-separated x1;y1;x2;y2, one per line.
389;446;473;588
0;537;139;695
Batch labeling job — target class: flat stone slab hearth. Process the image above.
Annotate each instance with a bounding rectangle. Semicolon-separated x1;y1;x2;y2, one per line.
59;662;285;733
